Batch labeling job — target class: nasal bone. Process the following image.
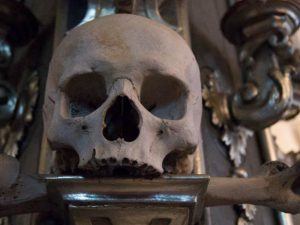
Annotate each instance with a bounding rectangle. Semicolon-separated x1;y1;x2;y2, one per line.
109;78;137;98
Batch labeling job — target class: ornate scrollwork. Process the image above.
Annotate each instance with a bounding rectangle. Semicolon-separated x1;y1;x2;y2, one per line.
203;0;300;178
0;72;39;156
203;1;300;224
230;67;294;130
220;0;300;130
202;67;256;224
202;67;254;167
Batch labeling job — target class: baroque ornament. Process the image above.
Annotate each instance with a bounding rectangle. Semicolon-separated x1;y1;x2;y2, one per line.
202;68;253;167
202;67;256;224
203;0;300;224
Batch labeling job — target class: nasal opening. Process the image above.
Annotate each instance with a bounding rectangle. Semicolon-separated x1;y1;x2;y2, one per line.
103;96;140;142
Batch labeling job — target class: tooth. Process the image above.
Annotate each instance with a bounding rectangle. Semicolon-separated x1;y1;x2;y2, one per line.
131;160;138;167
100;159;107;165
122;158;130;165
90;159;98;169
109;157;117;165
147;166;154;171
140;164;147;169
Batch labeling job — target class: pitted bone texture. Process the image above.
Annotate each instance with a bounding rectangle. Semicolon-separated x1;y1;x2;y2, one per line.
44;14;202;177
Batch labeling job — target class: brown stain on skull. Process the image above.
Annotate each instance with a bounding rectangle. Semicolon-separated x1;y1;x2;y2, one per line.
95;33;129;59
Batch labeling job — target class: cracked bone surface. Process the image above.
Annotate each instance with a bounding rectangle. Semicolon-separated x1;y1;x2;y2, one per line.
44;14;202;177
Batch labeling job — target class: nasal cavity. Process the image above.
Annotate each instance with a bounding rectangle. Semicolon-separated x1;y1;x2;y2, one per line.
103;96;140;142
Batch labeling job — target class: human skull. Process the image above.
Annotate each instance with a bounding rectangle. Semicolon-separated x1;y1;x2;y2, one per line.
43;14;202;177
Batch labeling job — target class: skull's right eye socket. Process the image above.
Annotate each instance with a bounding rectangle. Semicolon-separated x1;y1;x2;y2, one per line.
62;73;107;118
141;74;187;120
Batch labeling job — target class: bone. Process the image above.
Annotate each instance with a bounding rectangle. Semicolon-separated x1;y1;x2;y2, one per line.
205;161;300;214
0;174;48;217
0;154;20;190
0;161;299;217
0;155;48;217
44;14;202;175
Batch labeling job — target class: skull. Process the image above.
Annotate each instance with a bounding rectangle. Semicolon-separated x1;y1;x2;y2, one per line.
43;14;202;177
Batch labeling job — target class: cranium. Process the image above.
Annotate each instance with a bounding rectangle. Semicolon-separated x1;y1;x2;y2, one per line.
43;14;202;177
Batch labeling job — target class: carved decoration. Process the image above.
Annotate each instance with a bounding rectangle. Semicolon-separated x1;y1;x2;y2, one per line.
204;0;300;132
202;1;300;224
202;65;256;223
202;68;254;167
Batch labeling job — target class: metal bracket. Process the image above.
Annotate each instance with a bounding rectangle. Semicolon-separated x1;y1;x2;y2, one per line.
47;176;208;225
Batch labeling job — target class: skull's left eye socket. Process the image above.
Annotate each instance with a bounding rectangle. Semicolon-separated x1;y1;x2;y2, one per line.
61;73;107;118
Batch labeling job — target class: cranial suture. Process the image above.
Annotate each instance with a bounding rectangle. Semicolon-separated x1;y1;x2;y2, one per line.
44;14;202;177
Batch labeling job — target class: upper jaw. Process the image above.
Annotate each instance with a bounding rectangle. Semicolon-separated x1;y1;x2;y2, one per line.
54;150;163;178
77;157;162;178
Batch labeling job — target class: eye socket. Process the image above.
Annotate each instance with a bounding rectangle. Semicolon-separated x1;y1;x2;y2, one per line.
140;74;187;120
62;73;107;118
